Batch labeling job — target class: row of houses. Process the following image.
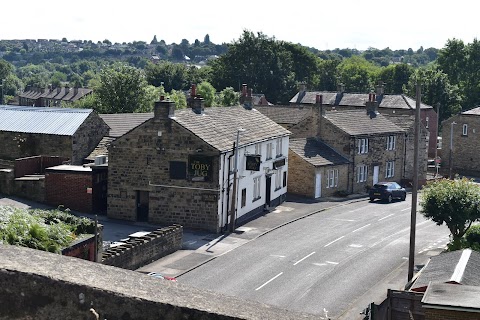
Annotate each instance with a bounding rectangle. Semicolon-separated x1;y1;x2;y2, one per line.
4;83;474;234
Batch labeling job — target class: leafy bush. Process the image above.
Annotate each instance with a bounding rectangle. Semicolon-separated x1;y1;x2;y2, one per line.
466;224;480;246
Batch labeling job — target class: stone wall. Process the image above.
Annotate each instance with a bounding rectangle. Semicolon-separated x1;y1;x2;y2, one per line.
0;131;72;161
45;170;93;213
442;114;480;176
72;112;110;165
0;169;45;202
108;108;221;232
102;225;182;270
0;245;317;320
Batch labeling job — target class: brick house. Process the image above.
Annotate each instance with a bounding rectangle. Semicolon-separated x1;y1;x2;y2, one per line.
107;96;291;232
0;106;109;165
441;107;480;176
18;86;93;107
290;83;438;158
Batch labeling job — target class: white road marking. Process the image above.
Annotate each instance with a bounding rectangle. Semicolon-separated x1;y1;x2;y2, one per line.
255;272;283;291
328;218;356;222
326;261;339;265
401;207;412;212
293;252;316;266
349;244;363;248
348;206;368;213
352;224;371;233
324;236;345;247
313;263;327;266
378;214;394;221
270;255;286;258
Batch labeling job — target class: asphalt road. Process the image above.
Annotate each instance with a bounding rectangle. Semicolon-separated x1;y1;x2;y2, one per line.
178;194;450;319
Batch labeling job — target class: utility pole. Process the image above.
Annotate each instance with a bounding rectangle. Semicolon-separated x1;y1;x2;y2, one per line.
434;103;440;177
449;121;457;179
408;83;421;282
229;128;245;232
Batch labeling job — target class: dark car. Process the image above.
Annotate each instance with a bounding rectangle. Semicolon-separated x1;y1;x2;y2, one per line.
369;182;406;203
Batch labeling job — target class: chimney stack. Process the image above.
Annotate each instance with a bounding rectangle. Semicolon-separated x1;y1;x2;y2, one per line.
65;85;70;94
366;91;378;115
376;81;385;96
192;95;204;114
154;96;175;120
243;88;253;110
337;83;345;94
56;86;61;94
315;94;324;138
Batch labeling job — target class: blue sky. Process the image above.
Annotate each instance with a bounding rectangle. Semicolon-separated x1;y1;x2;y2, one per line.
2;0;478;50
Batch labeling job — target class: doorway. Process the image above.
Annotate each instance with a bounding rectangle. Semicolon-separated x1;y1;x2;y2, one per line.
373;166;379;185
265;176;271;207
315;173;322;198
136;191;149;222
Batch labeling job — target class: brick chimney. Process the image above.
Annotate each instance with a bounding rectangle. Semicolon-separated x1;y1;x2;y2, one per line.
376;81;385;96
65;85;70;94
154;95;175;120
243;88;253;110
187;84;196;108
366;92;378;117
239;84;248;105
192;95;204;114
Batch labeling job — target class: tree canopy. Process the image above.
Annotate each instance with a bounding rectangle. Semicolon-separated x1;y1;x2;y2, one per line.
421;177;480;250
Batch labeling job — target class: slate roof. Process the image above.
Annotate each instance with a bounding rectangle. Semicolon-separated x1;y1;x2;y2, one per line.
0;105;92;136
19;87;92;102
422;283;480;310
172;106;291;152
255;105;311;125
462;106;480;115
410;249;480;292
290;91;432;110
100;113;154;138
289;138;350;167
85;136;115;161
324;110;404;135
382;114;416;131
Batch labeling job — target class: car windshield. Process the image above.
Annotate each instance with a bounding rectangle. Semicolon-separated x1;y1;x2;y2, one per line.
373;184;388;189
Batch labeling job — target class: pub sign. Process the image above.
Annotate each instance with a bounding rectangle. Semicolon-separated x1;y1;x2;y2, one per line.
189;155;213;182
246;155;261;171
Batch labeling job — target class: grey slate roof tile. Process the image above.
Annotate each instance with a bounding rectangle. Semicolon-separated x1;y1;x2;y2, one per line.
324;110;404;135
255;105;311;125
289;138;350;167
100;113;154;138
462;106;480;115
173;106;291;152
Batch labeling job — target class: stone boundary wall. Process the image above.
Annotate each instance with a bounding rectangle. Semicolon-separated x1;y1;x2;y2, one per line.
102;225;182;270
0;245;316;320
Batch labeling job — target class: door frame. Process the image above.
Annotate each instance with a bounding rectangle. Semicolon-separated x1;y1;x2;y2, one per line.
315;173;322;198
373;166;380;185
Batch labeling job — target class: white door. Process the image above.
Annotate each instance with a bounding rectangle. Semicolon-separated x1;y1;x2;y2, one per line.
373;166;379;185
315;173;322;198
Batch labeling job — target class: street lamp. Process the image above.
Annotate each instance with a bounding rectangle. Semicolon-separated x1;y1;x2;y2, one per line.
449;121;457;179
229;128;246;232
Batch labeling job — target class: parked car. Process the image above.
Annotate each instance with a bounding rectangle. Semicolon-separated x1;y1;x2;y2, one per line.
369;182;406;203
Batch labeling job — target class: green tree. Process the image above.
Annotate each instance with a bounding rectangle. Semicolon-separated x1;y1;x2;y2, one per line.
219;87;238;106
96;64;148;113
377;63;414;94
437;38;466;85
145;61;188;91
196;81;216;107
0;59;13;81
337;56;380;92
421;177;480;250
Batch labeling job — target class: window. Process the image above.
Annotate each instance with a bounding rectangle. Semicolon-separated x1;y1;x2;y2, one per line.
425;117;429;129
386;135;396;151
229;154;234;173
326;169;339;188
463;124;468;136
169;161;186;179
275;170;282;190
253;177;261;200
266;143;273;160
357;165;368;183
241;188;246;208
357;138;369;154
276;138;283;157
255;143;261;155
283;171;287;187
385;161;395;178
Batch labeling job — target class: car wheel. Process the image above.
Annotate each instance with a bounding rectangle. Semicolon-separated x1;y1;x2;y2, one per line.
401;193;406;201
387;194;393;203
369;197;375;202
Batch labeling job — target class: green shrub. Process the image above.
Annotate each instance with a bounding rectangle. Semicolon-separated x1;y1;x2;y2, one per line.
466;224;480;246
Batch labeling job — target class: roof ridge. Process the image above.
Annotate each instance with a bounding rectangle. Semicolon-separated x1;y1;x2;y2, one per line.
450;249;472;283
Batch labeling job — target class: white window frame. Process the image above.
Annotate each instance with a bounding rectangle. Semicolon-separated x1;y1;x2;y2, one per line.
357;165;368;183
463;124;468;136
357;138;369;154
326;169;339;188
266;143;273;160
425;117;429;129
253;176;261;200
386;135;396;151
385;161;395;178
275;170;282;190
276;138;283;157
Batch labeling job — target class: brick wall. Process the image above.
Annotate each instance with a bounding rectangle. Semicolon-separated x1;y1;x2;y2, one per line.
72;112;109;165
102;225;182;270
45;171;93;213
108;111;221;232
425;309;480;320
0;245;317;320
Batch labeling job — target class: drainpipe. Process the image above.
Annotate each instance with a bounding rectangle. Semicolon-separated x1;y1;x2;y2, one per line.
351;137;355;194
225;143;235;232
219;152;227;234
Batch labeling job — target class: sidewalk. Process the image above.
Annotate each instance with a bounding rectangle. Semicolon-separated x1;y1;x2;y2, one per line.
137;193;367;277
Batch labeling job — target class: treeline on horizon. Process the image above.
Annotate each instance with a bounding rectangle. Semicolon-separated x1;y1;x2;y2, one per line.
0;31;478;126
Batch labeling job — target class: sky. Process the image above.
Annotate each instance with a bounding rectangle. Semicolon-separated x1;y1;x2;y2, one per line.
1;0;478;51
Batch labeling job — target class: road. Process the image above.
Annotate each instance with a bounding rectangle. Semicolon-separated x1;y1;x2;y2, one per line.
178;194;450;319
